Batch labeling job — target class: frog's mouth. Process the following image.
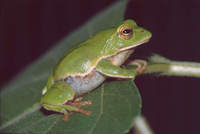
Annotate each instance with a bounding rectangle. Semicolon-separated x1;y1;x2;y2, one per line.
119;38;150;51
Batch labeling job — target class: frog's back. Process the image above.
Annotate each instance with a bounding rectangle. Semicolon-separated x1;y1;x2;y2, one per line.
53;29;116;80
53;41;104;80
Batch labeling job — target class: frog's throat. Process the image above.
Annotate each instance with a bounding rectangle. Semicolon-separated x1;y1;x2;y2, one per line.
66;38;150;78
119;38;150;51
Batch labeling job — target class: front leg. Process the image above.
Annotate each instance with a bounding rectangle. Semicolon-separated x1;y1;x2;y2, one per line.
128;59;147;74
96;59;137;79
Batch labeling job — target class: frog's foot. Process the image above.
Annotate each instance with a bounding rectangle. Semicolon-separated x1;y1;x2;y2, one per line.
73;97;92;108
63;112;70;121
69;99;92;115
74;97;83;102
77;108;91;116
63;109;91;121
63;110;90;121
62;100;92;121
129;59;147;74
73;100;92;108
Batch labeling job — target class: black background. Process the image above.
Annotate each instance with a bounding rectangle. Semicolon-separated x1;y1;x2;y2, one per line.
1;0;200;134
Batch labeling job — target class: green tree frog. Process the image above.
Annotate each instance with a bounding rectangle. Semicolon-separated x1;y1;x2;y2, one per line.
40;19;152;121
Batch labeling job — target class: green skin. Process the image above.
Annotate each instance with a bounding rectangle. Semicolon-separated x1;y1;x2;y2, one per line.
40;19;152;118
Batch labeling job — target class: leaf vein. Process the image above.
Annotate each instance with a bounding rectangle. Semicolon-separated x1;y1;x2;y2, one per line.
88;84;104;134
42;117;59;134
0;103;41;130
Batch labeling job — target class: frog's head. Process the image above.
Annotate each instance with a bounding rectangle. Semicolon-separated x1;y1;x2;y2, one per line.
109;19;152;53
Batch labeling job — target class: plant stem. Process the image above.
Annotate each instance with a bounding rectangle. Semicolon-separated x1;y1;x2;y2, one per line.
130;54;200;78
133;116;154;134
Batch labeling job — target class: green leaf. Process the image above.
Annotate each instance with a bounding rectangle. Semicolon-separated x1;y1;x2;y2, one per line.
0;0;142;134
1;81;141;134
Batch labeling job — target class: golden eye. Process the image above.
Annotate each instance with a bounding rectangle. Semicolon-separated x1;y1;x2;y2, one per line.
118;26;133;40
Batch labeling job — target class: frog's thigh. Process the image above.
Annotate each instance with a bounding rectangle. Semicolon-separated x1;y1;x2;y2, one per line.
96;59;137;78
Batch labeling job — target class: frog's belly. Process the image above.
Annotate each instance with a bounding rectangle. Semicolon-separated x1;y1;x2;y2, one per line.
65;70;105;96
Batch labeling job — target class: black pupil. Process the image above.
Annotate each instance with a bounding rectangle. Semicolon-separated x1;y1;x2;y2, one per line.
123;29;132;34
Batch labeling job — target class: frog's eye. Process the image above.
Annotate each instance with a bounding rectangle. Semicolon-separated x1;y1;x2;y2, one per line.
118;26;133;40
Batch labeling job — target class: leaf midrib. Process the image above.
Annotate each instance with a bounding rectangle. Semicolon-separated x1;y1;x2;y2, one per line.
0;103;41;130
88;84;104;134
